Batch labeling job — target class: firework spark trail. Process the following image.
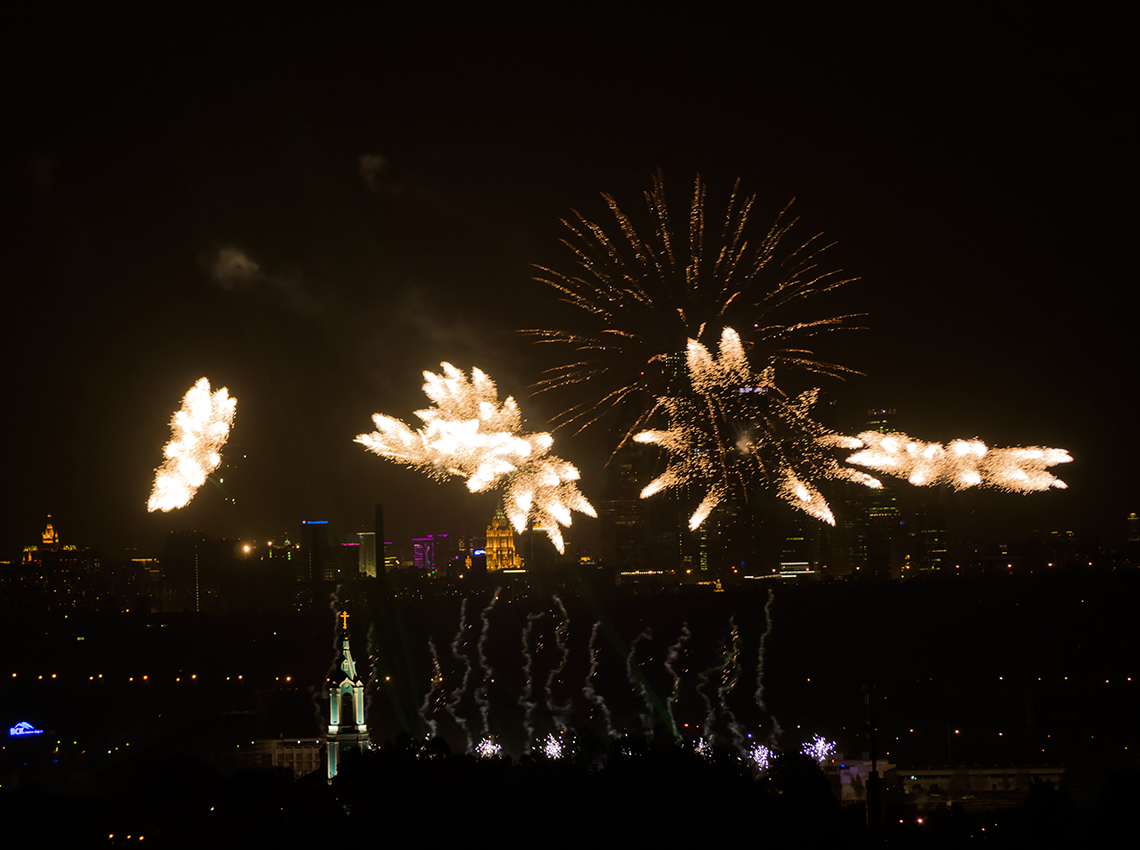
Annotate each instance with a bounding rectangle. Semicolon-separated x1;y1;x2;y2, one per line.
663;622;691;741
519;611;545;752
697;661;716;744
356;363;595;553
147;377;236;512
544;595;573;733
718;617;745;751
843;431;1071;492
474;589;500;740
420;638;445;738
698;623;742;747
524;173;860;451
754;588;780;746
625;628;656;738
584;621;614;738
445;599;473;752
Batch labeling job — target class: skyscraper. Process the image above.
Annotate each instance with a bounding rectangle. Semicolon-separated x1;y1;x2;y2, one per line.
485;508;522;570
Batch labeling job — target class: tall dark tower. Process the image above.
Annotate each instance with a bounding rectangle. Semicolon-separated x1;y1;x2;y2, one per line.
864;409;901;579
374;503;386;587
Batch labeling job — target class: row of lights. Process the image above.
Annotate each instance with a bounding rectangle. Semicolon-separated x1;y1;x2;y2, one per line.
9;673;297;682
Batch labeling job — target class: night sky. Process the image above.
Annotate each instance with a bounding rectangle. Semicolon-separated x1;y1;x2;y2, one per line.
2;2;1133;558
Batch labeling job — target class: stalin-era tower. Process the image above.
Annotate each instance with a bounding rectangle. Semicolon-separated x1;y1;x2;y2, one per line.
326;610;368;783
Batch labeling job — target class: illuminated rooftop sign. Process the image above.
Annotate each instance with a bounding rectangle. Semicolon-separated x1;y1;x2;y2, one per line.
9;721;44;737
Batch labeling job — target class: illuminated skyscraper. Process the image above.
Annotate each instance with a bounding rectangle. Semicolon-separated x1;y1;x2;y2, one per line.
485;508;522;570
357;532;377;577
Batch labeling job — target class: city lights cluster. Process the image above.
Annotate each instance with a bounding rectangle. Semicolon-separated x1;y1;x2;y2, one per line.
147;378;236;512
843;431;1071;492
356;363;595;553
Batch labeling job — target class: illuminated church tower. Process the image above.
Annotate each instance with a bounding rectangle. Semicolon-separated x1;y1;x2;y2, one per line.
485;507;522;570
326;611;368;783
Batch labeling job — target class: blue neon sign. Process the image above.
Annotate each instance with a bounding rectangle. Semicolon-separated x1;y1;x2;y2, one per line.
9;721;44;737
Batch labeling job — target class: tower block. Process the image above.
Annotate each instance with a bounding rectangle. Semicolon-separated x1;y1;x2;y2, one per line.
326;610;368;783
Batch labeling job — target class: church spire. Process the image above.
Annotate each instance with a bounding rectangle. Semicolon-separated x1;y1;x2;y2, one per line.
326;609;368;782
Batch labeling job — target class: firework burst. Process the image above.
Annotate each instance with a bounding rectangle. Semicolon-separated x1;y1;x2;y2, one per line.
634;327;879;528
524;172;860;447
355;363;595;553
147;378;236;512
845;431;1071;492
631;329;1069;528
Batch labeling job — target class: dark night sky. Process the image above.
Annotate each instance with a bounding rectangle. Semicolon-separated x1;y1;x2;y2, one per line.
1;2;1133;558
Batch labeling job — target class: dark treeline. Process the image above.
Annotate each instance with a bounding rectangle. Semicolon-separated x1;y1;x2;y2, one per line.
2;735;1136;847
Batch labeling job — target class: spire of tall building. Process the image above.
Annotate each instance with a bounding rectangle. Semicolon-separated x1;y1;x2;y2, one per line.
41;515;59;546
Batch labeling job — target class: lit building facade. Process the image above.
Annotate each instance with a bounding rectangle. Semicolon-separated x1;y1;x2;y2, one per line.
485;509;522;571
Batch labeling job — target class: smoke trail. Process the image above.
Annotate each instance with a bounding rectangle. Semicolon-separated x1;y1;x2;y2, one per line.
365;621;379;723
445;599;473;752
625;627;655;738
474;588;501;739
519;610;545;752
663;622;691;741
718;616;745;751
313;587;346;731
544;595;572;732
753;587;781;746
584;621;613;738
754;588;775;710
420;637;445;737
698;619;742;748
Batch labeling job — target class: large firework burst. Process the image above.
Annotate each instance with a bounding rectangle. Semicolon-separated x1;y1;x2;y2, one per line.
635;328;1070;528
635;328;880;528
355;363;595;554
147;377;237;512
523;173;861;446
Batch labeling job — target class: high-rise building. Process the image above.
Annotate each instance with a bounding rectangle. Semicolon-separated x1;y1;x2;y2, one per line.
301;520;330;581
357;532;377;577
485;508;522;570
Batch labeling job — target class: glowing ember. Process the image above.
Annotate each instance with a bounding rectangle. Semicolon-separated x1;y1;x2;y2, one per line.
356;363;595;553
147;378;236;512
